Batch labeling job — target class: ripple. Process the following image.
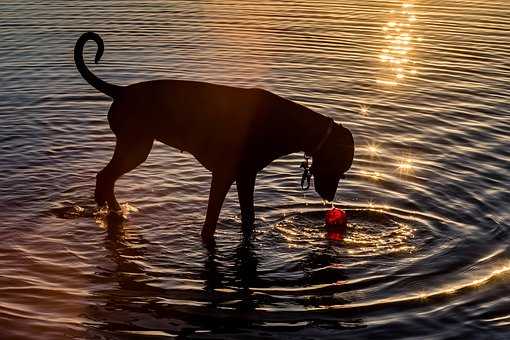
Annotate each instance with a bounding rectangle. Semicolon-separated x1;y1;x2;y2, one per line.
1;0;509;338
275;208;419;257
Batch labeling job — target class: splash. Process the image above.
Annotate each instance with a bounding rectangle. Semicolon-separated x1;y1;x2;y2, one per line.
50;202;138;221
275;208;417;256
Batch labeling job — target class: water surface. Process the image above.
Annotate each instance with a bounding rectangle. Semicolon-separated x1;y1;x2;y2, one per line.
1;0;510;338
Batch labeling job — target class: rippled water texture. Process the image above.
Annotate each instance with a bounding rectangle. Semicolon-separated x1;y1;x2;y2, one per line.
1;1;509;339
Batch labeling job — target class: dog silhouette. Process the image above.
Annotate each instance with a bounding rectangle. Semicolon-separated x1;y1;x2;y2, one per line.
74;32;354;243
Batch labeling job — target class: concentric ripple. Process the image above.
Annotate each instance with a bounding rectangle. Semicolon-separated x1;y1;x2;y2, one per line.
275;208;419;256
1;0;509;338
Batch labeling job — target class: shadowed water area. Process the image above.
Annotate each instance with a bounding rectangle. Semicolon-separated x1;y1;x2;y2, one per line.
1;0;509;339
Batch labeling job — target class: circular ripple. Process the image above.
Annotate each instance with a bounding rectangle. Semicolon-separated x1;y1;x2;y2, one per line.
244;205;449;312
274;208;422;257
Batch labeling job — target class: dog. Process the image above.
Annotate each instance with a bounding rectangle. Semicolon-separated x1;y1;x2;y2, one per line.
74;32;354;243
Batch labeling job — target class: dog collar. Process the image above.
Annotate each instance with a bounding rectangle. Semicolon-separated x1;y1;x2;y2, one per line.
305;118;335;157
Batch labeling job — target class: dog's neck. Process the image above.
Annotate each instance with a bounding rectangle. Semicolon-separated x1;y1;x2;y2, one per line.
295;111;333;157
256;101;334;160
305;118;333;157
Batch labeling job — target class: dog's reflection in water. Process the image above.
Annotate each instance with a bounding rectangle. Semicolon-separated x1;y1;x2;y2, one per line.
87;214;260;337
103;212;129;242
88;216;364;337
202;230;259;311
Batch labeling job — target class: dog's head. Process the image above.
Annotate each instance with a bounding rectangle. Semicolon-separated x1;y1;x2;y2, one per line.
311;123;354;202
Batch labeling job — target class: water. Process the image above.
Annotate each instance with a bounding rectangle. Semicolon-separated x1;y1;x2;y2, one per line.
1;0;509;338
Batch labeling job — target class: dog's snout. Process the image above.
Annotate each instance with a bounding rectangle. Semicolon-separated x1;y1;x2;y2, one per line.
325;192;336;202
316;184;337;202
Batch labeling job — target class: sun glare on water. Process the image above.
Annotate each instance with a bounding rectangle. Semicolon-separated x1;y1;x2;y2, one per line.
378;2;420;86
358;1;422;188
397;157;415;174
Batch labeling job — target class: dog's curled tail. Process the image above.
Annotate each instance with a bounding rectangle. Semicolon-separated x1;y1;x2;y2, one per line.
74;32;122;98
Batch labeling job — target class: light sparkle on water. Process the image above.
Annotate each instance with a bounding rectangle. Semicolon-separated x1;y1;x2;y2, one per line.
366;142;382;158
378;1;420;85
397;157;415;174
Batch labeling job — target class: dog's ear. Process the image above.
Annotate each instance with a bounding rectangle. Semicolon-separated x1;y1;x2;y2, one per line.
334;124;355;174
311;123;354;201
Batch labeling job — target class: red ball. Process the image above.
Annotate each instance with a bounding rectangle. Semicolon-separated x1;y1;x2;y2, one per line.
325;207;347;227
327;230;344;241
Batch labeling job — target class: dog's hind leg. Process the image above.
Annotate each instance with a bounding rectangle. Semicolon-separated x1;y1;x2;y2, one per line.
236;172;256;231
201;172;235;244
95;136;153;211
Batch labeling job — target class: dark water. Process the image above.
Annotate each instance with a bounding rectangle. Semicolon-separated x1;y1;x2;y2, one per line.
1;1;509;338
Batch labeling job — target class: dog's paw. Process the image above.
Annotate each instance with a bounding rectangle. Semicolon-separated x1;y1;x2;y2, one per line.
106;210;127;223
94;190;107;206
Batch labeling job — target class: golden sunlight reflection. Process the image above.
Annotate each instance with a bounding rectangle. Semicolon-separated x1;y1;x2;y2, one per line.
276;205;417;256
360;104;369;116
367;200;375;209
397;156;415;174
360;140;420;181
361;170;383;181
343;259;510;310
363;201;391;212
94;203;139;229
361;142;384;181
342;208;416;255
365;142;382;158
414;261;510;301
377;1;420;86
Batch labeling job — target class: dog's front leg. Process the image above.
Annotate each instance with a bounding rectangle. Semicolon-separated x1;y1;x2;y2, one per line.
201;172;234;244
236;172;256;231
